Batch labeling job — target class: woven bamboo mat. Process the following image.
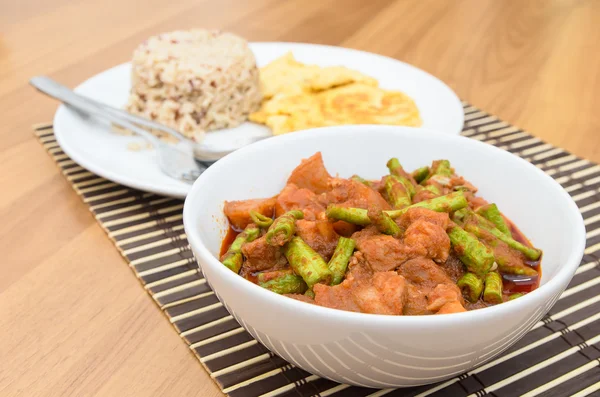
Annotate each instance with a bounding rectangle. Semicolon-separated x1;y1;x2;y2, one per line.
34;102;600;397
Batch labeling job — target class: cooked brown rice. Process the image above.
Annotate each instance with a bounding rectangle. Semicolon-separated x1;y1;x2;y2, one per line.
126;29;262;141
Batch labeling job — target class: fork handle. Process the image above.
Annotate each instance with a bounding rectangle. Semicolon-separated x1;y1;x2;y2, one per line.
31;76;190;141
30;76;164;145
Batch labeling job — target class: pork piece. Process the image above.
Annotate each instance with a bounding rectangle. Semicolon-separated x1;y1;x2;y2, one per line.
426;283;463;311
465;300;490;311
403;220;450;263
397;207;450;230
295;220;340;261
354;233;411;272
325;178;390;210
398;258;453;289
351;225;380;243
398;258;465;315
347;251;372;277
353;216;450;270
403;283;430;315
287;152;332;194
285;294;315;304
275;183;326;220
369;272;406;314
437;301;467;314
224;197;276;230
241;236;287;273
314;263;406;315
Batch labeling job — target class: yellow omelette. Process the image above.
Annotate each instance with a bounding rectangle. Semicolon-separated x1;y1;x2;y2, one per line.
249;53;422;135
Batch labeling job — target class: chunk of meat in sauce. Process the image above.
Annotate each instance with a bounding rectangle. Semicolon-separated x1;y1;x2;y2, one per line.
398;258;465;315
437;301;467;314
399;257;455;289
426;283;463;312
295;220;340;261
325;178;390;210
224;197;276;230
287;152;332;194
285;294;315;304
241;236;287;273
369;272;406;315
275;183;325;220
403;283;429;315
397;207;449;230
351;225;380;242
354;233;411;272
403;220;450;263
314;259;406;315
347;250;371;276
353;219;450;271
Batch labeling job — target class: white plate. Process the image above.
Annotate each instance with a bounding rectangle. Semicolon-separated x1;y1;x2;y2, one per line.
54;42;464;198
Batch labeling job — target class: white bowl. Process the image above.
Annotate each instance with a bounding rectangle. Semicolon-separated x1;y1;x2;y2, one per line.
183;125;585;388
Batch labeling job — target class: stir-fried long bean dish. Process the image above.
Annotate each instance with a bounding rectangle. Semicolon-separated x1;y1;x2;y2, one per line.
220;153;542;315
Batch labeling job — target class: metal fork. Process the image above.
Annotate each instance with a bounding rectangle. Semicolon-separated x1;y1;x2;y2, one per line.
30;76;264;183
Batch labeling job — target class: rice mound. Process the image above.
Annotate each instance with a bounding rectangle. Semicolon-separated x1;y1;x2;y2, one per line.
126;29;262;140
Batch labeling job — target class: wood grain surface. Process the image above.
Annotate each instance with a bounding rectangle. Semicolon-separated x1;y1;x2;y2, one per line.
1;1;598;396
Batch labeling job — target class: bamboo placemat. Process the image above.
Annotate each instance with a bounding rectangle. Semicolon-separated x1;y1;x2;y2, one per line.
34;102;600;397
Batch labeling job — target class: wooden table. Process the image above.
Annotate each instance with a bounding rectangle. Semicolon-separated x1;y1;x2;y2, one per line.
1;0;598;395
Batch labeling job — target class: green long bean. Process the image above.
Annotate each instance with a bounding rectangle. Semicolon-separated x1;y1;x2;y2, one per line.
509;293;524;300
325;206;371;226
457;272;484;303
386;191;468;218
221;224;260;273
412;166;430;183
283;236;333;287
386;158;415;196
249;210;273;228
328;237;356;285
383;175;411;209
431;159;453;177
266;210;304;246
368;208;402;237
351;175;373;187
483;272;503;304
386;158;404;177
326;192;468;225
465;218;541;261
463;222;539;277
476;204;511;237
258;270;308;294
448;225;495;276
